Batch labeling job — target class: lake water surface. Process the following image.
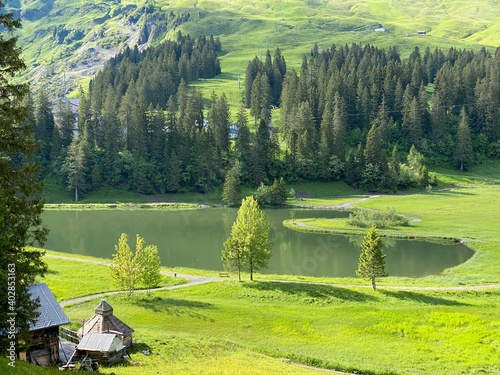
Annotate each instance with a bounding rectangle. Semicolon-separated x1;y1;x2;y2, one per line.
42;208;473;278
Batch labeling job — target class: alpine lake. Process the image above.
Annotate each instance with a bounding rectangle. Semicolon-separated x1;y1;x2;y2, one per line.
41;208;473;278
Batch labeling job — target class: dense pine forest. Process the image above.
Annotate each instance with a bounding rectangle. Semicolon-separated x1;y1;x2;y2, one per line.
30;36;500;200
247;43;500;191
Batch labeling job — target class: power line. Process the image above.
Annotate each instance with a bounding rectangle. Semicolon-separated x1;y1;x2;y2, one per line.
293;99;500;121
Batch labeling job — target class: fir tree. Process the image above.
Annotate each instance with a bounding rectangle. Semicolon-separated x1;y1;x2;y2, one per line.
65;134;87;202
0;3;48;350
356;225;387;290
55;98;75;149
222;163;241;207
235;107;252;183
332;93;347;162
250;71;271;123
319;102;333;179
454;107;473;171
35;88;55;168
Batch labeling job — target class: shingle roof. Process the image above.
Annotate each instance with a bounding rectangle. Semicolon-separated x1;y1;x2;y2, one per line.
94;299;113;316
77;299;134;338
28;283;70;331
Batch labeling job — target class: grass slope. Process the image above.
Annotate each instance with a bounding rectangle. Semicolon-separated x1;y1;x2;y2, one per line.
42;252;184;301
8;0;500;105
10;267;500;375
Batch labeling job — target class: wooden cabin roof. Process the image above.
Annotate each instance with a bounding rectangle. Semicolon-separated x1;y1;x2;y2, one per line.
28;283;70;331
77;299;134;338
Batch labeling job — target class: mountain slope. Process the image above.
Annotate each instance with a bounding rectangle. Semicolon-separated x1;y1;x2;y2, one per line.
9;0;500;95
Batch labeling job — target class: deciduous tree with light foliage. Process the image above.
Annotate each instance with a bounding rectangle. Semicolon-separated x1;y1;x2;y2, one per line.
136;242;162;296
111;233;138;296
356;225;388;290
111;233;162;296
222;196;272;281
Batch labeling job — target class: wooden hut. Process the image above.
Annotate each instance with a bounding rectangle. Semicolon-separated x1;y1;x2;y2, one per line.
77;299;134;347
19;283;71;366
72;333;127;365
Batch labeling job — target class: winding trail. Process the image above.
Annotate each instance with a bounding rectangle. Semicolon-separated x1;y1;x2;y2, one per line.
47;254;222;307
292;195;377;211
49;253;500;309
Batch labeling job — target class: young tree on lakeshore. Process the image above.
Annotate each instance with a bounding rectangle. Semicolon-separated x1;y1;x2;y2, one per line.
222;196;272;281
111;233;138;296
356;225;387;290
111;234;162;296
0;1;48;350
136;242;162;297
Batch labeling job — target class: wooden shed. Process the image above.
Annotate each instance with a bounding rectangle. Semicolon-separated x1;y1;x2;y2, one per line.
77;299;134;347
72;333;127;365
19;283;71;366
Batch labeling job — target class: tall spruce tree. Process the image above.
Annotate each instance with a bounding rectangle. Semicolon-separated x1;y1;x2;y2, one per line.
65;134;87;202
55;98;75;149
454;107;473;171
0;2;48;351
222;163;241;207
244;56;262;108
332;93;347;161
251;119;273;186
235;107;252;183
250;71;271;123
356;225;387;290
319;102;333;179
34;88;55;169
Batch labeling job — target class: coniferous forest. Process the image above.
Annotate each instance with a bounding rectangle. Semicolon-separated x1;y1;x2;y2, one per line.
30;35;500;199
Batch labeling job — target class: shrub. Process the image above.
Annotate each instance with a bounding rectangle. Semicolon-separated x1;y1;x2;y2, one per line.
347;207;410;228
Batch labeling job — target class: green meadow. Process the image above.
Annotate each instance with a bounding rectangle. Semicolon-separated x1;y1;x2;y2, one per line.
172;0;500;111
60;283;500;375
1;165;496;374
4;259;499;375
11;0;500;109
41;253;185;301
4;1;500;373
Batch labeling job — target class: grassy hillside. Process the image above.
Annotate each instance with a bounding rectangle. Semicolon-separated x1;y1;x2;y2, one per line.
8;0;500;103
4;255;500;374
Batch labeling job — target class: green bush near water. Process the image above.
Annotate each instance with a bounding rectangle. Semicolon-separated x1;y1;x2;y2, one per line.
347;207;410;228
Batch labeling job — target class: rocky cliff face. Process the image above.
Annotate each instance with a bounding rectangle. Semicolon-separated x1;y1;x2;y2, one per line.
8;1;186;95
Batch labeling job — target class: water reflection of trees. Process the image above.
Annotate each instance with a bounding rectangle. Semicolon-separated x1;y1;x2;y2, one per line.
42;209;473;277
